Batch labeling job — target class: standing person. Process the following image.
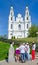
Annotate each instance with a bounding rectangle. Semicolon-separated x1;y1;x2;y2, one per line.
25;43;28;60
8;41;14;62
26;43;30;60
19;43;25;63
31;41;36;61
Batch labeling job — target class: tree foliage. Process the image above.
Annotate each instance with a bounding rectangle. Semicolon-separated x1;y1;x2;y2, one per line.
28;25;38;37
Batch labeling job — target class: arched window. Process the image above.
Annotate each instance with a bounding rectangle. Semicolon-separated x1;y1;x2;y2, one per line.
11;17;12;20
27;24;28;29
27;17;28;20
27;12;28;15
11;24;13;29
18;24;21;30
10;33;12;35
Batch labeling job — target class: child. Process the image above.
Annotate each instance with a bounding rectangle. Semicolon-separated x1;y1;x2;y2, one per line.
15;47;20;62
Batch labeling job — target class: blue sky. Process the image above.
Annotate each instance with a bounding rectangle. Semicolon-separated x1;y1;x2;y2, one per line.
0;0;38;35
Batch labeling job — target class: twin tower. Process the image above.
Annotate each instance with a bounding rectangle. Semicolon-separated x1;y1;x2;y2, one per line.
8;6;31;39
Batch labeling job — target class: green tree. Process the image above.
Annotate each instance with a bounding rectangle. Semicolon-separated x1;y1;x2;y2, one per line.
28;25;38;37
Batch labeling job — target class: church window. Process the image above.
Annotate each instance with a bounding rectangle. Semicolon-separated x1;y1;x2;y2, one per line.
27;12;28;15
11;17;12;20
27;24;28;29
10;33;12;35
11;24;12;29
18;24;21;30
27;17;28;20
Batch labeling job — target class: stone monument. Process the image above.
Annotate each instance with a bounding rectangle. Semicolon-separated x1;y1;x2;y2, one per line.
8;42;15;62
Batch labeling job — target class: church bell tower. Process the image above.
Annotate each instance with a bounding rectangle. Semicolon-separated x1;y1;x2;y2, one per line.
25;6;31;37
8;7;15;39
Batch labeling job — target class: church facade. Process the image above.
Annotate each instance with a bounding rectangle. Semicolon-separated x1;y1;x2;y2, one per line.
8;6;31;39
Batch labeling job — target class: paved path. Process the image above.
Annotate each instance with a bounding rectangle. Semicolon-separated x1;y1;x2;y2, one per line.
0;53;38;65
0;59;38;65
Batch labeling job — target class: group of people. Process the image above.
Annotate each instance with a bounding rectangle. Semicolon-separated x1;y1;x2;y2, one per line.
15;41;36;62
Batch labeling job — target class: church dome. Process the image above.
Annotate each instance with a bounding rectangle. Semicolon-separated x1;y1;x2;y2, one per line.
17;14;22;18
11;6;13;10
26;6;28;10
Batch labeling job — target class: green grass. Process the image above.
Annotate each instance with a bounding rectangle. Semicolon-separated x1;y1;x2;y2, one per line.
0;41;10;61
0;41;18;61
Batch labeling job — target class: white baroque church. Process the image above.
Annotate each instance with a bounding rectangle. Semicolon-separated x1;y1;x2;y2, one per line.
8;6;31;39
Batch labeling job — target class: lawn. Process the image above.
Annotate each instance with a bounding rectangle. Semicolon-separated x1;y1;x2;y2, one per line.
0;41;10;61
0;41;18;61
